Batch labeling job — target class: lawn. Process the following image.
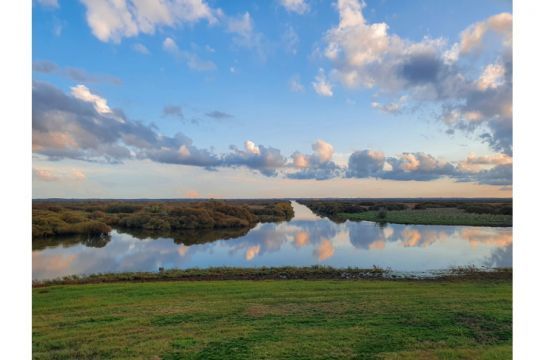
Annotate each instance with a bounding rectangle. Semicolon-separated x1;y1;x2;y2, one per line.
339;208;512;227
33;278;512;359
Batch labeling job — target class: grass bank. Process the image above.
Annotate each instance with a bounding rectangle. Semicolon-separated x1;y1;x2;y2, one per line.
33;273;511;359
338;208;512;227
33;266;512;287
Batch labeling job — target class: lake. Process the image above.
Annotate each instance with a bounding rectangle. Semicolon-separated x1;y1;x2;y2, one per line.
32;201;512;280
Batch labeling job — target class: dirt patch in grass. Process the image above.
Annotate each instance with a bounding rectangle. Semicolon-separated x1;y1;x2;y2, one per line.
455;313;512;345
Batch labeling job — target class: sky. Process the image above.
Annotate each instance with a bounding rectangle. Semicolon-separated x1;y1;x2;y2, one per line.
32;0;512;198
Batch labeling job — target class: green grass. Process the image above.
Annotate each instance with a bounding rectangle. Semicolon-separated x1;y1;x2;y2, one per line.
339;208;512;227
33;279;512;359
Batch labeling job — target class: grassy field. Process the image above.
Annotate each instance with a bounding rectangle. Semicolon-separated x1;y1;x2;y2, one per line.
33;278;512;359
339;208;512;227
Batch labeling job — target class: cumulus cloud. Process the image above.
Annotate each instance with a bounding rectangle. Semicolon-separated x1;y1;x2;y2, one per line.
346;150;386;178
33;60;122;85
223;141;287;176
288;140;343;180
80;0;217;43
318;0;512;154
33;82;295;178
312;139;334;162
346;148;512;185
31;83;208;170
347;150;456;181
71;85;114;116
456;164;512;186
280;0;309;15
458;13;512;54
312;69;333;96
476;63;505;91
32;81;285;176
33;80;512;185
244;140;261;155
457;153;512;173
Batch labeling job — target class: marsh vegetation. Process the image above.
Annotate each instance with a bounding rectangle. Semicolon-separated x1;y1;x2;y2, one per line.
299;199;512;226
32;200;294;239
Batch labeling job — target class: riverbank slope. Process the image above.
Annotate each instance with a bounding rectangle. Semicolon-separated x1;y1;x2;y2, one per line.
33;274;511;359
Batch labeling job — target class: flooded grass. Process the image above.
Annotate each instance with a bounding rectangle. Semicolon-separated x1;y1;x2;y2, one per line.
33;276;511;359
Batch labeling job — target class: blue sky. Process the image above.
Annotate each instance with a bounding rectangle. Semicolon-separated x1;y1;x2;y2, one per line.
32;0;512;198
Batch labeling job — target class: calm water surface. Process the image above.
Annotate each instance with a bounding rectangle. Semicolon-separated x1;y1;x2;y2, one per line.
33;201;512;280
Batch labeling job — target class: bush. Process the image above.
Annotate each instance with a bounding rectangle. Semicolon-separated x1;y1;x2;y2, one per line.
33;200;295;239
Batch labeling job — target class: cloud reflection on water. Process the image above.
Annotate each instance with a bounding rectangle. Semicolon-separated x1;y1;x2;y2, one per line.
32;202;512;280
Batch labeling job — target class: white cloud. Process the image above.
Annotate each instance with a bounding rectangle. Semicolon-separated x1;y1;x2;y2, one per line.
33;168;59;182
476;63;505;90
244;140;261;155
162;37;216;71
288;140;342;180
132;43;150;54
226;12;253;38
70;85;113;116
280;0;309;14
319;0;513;154
225;12;265;57
289;76;304;93
459;13;512;54
282;25;299;54
292;153;309;168
371;96;407;114
312;69;333;96
399;153;421;171
80;0;217;43
34;80;512;185
33;168;87;182
312;140;334;162
457;153;512;173
324;0;392;73
178;145;191;157
163;37;179;53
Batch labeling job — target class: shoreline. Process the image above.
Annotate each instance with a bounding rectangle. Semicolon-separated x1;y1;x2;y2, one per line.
33;266;512;287
337;214;513;227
